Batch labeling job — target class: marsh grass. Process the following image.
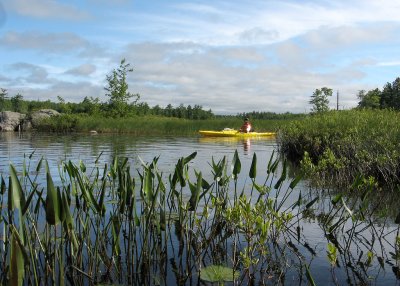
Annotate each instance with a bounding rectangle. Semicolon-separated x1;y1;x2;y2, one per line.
278;109;400;187
0;150;398;285
34;114;286;135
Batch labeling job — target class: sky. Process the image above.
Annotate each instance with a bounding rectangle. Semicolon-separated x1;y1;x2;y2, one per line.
0;0;399;114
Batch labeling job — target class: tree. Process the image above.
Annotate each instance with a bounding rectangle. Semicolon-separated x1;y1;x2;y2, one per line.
0;88;8;111
11;93;24;113
104;58;140;117
380;77;400;110
309;87;332;113
357;89;381;109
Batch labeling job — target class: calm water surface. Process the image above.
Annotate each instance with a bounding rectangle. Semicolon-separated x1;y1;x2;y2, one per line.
0;132;399;285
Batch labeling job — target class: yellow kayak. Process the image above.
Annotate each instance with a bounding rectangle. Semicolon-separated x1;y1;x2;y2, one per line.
199;130;276;137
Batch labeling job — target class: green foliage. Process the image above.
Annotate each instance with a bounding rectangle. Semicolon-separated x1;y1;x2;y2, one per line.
104;58;140;117
279;109;400;187
357;89;381;109
309;87;332;113
34;114;79;132
357;77;400;110
0;88;10;111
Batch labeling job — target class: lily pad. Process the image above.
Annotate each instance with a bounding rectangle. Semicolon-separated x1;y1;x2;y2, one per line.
200;265;239;283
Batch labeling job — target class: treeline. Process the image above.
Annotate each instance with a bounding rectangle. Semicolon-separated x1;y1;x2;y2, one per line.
357;77;400;109
0;88;214;120
236;111;305;120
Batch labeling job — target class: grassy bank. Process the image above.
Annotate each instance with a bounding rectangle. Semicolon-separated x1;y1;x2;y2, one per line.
278;109;400;187
34;114;291;135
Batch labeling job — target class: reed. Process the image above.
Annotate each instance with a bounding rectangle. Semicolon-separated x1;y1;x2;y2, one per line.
33;114;286;135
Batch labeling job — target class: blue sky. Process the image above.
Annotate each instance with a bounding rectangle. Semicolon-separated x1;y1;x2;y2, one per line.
0;0;399;114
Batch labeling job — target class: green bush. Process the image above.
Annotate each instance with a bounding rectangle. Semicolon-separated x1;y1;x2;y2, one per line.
34;114;79;132
278;109;400;187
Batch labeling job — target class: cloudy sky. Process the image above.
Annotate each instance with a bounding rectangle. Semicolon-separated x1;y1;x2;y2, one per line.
0;0;399;114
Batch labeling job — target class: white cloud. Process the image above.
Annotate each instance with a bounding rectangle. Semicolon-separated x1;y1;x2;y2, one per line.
4;0;89;20
64;64;97;76
0;31;106;58
1;0;400;114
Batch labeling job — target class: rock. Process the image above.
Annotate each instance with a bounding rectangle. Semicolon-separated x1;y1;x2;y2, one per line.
0;111;26;131
30;109;60;127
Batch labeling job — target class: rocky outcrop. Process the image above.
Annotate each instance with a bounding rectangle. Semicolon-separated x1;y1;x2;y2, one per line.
0;111;26;131
0;109;60;131
30;109;60;127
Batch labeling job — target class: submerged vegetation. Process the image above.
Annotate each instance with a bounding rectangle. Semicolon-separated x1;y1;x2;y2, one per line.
0;151;399;285
278;109;400;187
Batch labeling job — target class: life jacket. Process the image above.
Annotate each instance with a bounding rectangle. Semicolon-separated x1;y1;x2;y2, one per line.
241;122;252;133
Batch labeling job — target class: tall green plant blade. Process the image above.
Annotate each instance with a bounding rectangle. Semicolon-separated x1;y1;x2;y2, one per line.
183;151;197;164
232;150;241;180
9;226;26;286
9;164;26;211
274;159;287;189
305;196;319;210
249;153;257;179
36;157;43;173
143;167;154;202
0;175;5;194
111;216;121;256
188;172;202;211
45;171;61;225
61;192;78;250
305;264;316;286
97;164;108;216
289;173;302;189
21;186;37;216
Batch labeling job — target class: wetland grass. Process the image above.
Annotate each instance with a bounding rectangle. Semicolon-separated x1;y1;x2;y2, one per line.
34;114;284;135
278;109;400;187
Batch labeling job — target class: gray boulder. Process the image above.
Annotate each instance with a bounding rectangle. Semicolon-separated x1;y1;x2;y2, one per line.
30;109;60;127
0;111;26;131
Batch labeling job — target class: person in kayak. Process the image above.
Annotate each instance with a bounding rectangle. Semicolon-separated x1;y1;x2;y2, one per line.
239;117;253;133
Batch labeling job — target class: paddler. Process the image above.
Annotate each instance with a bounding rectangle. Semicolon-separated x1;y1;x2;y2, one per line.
239;117;253;133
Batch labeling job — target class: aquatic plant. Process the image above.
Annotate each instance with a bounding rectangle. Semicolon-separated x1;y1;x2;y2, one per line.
0;150;398;285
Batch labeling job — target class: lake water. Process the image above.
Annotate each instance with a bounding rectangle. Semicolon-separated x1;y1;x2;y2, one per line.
0;132;399;285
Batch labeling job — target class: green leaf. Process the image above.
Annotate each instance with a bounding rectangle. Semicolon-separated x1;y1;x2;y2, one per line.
9;164;26;211
9;228;25;286
289;173;302;189
183;151;197;164
46;171;61;225
188;172;202;211
232;149;241;179
249;153;257;179
274;159;287;189
200;265;239;283
305;196;319;210
331;194;342;205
